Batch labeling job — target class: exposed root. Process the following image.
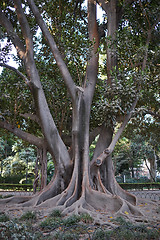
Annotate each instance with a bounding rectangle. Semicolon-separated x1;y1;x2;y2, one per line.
36;182;144;225
115;198;144;217
0;195;32;205
113;181;137;205
0;174;144;225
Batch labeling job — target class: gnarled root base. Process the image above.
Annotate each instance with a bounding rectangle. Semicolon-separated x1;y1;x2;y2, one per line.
0;181;144;224
25;184;143;224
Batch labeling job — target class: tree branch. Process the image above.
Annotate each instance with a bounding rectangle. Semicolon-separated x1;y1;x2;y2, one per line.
94;96;138;167
20;113;40;125
14;0;33;57
0;7;25;60
142;16;160;71
0;120;44;148
26;0;76;101
0;63;30;86
96;0;109;14
89;126;102;145
146;111;160;119
85;0;99;101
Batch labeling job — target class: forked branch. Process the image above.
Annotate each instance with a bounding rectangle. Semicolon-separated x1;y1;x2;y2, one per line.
94;96;138;166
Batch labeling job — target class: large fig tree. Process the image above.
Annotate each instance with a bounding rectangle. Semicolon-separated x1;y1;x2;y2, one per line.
0;0;159;222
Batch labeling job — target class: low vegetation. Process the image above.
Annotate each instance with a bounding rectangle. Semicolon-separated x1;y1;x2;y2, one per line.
0;209;159;240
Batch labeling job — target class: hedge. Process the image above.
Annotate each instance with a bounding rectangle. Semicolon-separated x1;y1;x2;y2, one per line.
0;183;160;192
0;183;33;191
119;182;160;191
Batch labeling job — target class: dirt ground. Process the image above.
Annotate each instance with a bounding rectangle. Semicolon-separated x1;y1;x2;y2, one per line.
0;191;160;228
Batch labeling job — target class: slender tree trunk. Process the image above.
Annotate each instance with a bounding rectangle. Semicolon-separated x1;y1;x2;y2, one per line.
39;147;48;190
131;165;135;178
149;152;157;182
33;149;39;194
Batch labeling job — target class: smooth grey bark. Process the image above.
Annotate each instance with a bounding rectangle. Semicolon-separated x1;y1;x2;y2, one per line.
26;0;77;102
13;0;71;173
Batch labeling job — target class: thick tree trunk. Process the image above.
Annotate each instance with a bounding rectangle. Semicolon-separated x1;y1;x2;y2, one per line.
0;0;145;222
149;151;157;182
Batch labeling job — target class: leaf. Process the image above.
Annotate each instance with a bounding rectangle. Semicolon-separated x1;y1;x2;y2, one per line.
124;211;129;215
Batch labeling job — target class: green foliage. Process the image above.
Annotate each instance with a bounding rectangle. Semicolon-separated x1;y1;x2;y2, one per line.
113;133;160;179
63;214;81;227
92;229;109;240
0;183;33;191
109;217;159;240
20;211;37;221
119;182;160;190
0;212;10;222
0;211;159;240
113;136;143;176
0;138;36;184
0;219;43;240
54;231;79;240
40;216;62;230
49;209;62;218
80;213;93;224
47;158;55;183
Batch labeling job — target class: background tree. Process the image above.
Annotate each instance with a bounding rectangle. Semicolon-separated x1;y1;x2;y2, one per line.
0;0;159;222
0;133;14;177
